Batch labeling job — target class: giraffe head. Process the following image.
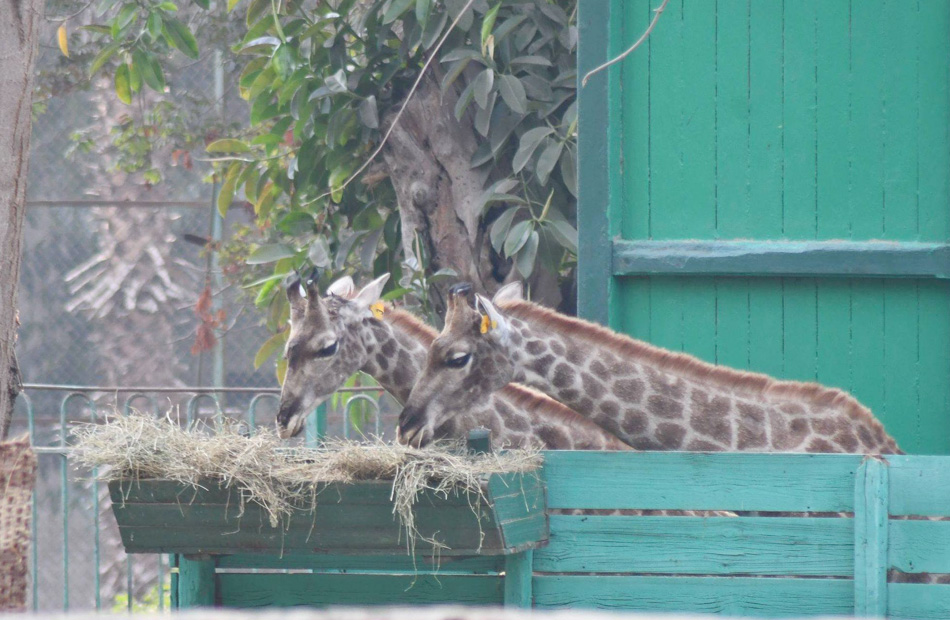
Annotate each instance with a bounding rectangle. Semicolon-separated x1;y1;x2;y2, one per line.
276;273;389;438
397;282;517;447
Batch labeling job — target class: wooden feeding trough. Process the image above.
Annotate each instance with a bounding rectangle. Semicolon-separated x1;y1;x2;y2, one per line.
109;433;547;608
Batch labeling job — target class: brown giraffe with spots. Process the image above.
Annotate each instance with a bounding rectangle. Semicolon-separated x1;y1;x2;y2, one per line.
400;282;901;455
275;275;631;452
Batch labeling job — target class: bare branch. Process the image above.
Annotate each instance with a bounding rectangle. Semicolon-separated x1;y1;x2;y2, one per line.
581;0;670;87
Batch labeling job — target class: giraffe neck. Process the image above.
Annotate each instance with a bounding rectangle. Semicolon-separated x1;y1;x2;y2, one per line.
500;300;900;454
360;309;630;451
358;311;431;404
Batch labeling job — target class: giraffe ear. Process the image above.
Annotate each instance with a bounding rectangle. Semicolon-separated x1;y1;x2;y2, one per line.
475;294;511;342
326;275;356;299
492;281;524;304
351;274;390;315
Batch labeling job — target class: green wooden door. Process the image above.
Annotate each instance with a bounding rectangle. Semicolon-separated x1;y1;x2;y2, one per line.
577;0;950;454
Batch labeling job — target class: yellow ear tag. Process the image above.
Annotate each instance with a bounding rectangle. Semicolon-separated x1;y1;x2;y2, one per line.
370;301;385;319
480;314;497;334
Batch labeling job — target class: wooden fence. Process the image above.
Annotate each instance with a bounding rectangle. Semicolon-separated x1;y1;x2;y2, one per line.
164;451;950;618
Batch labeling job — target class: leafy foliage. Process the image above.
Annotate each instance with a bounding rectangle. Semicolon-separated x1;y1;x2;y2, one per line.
59;0;580;377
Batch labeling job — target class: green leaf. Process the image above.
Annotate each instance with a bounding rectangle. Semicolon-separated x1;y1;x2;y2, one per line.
325;68;348;94
217;163;240;217
475;91;496;137
132;48;165;91
114;63;132;104
473;68;494;109
146;12;163;39
193;0;209;8
163;17;199;59
481;3;501;49
247;243;297;264
504;220;532;257
497;74;527;115
155;1;177;11
508;55;552;67
415;0;432;28
112;4;138;40
272;45;295;81
545;219;578;254
308;236;331;267
512;127;554;173
490;208;518;253
127;58;142;92
358;95;379;129
207;139;251;154
515;230;539;278
536;139;564;185
254;330;287;369
559;145;577;197
381;0;413;24
492;14;527;45
228;0;241;10
440;48;485;64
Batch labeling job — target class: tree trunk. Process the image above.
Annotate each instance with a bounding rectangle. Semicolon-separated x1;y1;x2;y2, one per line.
0;0;42;440
382;75;563;314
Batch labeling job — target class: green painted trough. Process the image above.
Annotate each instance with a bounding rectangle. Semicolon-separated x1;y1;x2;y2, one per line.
108;472;547;557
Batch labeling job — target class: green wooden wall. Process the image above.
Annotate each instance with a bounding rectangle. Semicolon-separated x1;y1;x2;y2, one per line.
578;0;950;454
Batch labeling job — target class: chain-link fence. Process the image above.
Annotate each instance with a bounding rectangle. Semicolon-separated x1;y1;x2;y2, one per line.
8;3;398;611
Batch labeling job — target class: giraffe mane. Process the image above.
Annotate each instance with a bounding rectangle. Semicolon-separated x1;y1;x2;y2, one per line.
499;299;900;453
382;307;437;346
498;383;632;451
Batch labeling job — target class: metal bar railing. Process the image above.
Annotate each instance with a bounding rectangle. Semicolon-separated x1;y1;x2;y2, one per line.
16;383;384;612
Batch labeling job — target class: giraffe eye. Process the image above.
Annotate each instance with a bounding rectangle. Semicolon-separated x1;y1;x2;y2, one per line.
316;341;339;357
445;352;471;368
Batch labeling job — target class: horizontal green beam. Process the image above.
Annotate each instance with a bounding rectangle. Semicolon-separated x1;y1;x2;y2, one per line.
613;240;950;279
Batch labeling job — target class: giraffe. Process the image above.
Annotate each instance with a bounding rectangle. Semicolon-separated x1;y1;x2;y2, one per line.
275;274;631;451
398;281;901;455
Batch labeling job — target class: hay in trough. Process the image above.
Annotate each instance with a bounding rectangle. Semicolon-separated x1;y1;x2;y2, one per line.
72;413;542;553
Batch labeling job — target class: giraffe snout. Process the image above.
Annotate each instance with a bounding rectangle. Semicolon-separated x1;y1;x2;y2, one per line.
277;399;306;439
397;406;430;448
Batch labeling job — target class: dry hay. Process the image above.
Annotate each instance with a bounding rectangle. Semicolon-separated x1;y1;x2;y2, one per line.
72;412;542;553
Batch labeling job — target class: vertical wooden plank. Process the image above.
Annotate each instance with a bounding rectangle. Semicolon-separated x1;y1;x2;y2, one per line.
815;0;851;239
716;279;750;370
503;550;533;608
748;280;785;378
617;278;652;344
746;3;786;380
783;279;818;381
854;458;888;618
883;281;919;451
620;0;651;241
850;280;886;430
680;279;716;364
649;278;683;352
677;0;716;239
577;0;613;324
747;1;784;237
917;282;950;455
178;556;216;608
816;280;853;394
648;0;683;241
782;0;818;239
715;0;751;238
170;554;179;609
881;0;919;240
849;0;885;240
916;2;950;242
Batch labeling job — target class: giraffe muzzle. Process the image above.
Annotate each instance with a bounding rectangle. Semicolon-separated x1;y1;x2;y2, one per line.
396;406;430;448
